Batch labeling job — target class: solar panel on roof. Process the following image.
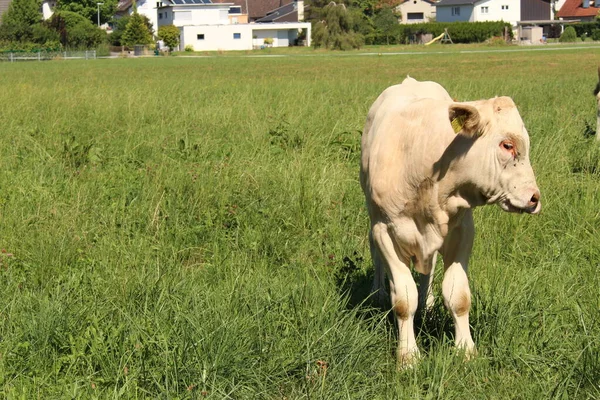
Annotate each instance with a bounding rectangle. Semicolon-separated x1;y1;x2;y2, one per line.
172;0;183;4
202;0;212;4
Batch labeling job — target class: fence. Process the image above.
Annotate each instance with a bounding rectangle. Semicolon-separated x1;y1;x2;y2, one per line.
0;50;97;62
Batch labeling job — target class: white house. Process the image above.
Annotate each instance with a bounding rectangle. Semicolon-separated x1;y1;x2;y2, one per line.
436;0;552;26
397;0;436;24
117;0;161;35
157;0;311;51
436;0;520;25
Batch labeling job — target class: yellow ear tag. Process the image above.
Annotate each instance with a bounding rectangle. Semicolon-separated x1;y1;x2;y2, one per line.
451;115;465;134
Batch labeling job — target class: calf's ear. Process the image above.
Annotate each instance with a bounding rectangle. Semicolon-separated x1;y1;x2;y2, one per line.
448;103;481;138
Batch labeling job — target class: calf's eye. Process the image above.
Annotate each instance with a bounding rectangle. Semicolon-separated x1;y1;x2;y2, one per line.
500;140;517;158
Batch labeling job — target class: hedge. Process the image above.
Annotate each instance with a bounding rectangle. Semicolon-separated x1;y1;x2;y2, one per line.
364;21;513;45
402;21;513;43
570;21;600;37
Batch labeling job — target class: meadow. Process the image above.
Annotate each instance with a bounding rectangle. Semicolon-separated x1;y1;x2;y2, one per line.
0;45;599;398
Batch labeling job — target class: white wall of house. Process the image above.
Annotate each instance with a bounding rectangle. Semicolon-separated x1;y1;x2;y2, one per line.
136;0;159;35
437;0;520;24
158;4;231;26
436;4;475;22
178;22;310;51
398;0;435;24
472;0;519;25
181;24;250;51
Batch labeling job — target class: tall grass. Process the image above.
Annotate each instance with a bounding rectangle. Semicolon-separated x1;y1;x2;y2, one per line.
0;49;599;398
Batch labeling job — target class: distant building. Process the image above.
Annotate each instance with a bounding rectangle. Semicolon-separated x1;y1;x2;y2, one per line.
117;0;161;35
397;0;436;24
436;0;552;26
557;0;600;21
156;0;310;51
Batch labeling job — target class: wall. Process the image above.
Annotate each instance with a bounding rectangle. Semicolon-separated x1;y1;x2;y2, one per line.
472;0;520;24
181;24;252;51
436;4;474;22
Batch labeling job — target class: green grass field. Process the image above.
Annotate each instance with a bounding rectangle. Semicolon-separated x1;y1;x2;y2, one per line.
0;46;600;398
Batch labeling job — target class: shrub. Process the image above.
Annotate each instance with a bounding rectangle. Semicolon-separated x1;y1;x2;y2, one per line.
559;26;577;43
122;12;153;46
488;36;508;46
184;44;194;52
47;11;105;48
157;24;179;51
571;22;599;38
592;28;600;41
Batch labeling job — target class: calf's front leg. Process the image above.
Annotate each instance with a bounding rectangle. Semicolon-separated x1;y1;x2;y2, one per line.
372;223;419;366
441;211;476;356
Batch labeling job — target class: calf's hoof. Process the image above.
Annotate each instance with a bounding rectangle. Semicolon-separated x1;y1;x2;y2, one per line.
396;347;420;370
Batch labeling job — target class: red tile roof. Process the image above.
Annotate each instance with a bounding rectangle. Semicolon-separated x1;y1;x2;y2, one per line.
557;0;600;18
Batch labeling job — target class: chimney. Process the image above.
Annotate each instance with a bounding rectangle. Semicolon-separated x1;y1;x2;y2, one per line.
583;0;589;8
296;0;304;21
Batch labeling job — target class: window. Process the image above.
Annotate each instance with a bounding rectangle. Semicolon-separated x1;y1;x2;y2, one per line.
158;12;162;19
233;32;241;39
228;6;242;14
501;4;509;9
197;34;205;40
480;6;488;13
452;6;460;16
407;12;424;20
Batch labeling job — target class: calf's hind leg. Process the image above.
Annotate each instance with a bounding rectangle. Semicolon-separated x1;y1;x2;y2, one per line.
372;223;419;365
369;229;388;307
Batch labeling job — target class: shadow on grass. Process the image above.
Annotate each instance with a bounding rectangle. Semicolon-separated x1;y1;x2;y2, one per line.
334;254;484;353
570;121;600;175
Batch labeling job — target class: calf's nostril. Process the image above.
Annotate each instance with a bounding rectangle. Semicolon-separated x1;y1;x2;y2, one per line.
529;191;540;205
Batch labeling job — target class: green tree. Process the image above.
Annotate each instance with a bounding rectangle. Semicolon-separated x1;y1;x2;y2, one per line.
157;24;179;51
122;11;153;46
0;0;42;42
110;14;153;46
47;10;105;47
57;0;118;26
372;6;397;44
312;2;364;50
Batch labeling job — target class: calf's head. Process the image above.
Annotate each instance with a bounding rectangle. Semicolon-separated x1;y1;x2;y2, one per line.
448;96;541;214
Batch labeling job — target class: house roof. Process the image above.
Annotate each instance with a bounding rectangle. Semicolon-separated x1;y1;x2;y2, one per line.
226;0;295;20
435;0;479;5
116;0;133;12
255;1;297;22
557;0;600;17
400;0;435;4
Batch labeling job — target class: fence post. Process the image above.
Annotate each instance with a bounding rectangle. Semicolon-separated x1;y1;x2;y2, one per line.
64;51;67;59
10;52;13;62
38;52;41;61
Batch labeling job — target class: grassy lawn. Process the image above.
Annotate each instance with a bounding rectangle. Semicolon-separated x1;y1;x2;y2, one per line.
0;48;599;398
169;41;600;57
